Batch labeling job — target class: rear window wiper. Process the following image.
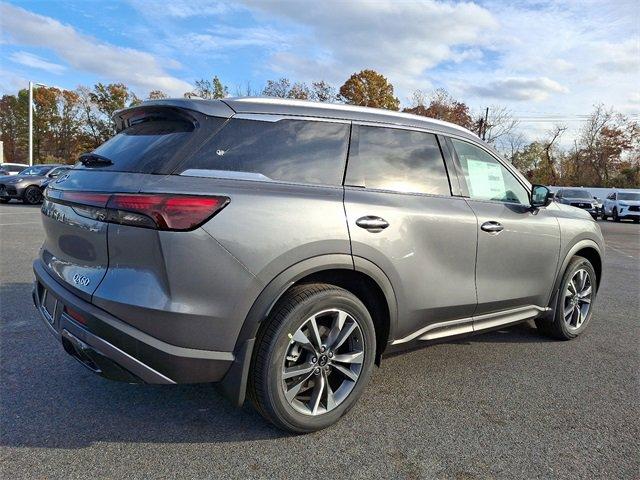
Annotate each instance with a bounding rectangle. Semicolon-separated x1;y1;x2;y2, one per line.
78;153;114;167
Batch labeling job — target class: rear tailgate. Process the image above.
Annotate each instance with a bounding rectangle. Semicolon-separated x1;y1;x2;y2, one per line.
40;170;151;300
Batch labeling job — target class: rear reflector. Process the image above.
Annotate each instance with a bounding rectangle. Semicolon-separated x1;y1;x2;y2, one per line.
46;191;229;231
64;306;88;325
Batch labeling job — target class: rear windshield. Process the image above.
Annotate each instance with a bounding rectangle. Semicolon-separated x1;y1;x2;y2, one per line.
562;189;592;198
619;192;640;201
86;114;224;174
177;118;350;186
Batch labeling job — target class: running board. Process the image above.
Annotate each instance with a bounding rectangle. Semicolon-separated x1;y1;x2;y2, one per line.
391;305;550;345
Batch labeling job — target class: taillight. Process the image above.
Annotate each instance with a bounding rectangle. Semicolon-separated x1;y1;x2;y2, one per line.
47;191;229;231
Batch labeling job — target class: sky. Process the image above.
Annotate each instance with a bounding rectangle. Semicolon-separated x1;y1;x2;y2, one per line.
1;0;638;143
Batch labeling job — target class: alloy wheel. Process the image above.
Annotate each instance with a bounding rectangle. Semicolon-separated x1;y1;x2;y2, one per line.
25;188;42;204
563;268;592;331
281;309;364;416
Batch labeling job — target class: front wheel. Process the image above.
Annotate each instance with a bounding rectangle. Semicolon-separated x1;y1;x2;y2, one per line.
613;208;620;222
23;186;43;205
249;284;376;433
535;256;597;340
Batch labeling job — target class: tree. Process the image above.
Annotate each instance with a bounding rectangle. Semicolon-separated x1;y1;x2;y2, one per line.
262;78;310;100
310;81;336;103
77;83;139;148
0;93;28;163
148;90;168;100
577;104;639;186
187;76;228;99
477;106;519;145
403;88;472;128
539;125;567;185
339;70;400;110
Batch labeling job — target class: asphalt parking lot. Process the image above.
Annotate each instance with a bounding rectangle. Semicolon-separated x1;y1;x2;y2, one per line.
1;202;638;479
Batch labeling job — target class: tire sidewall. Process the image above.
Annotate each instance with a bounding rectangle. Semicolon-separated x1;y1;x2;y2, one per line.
23;186;42;205
264;290;376;432
554;257;597;338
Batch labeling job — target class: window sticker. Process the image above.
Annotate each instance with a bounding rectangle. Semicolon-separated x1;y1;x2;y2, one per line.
466;159;505;199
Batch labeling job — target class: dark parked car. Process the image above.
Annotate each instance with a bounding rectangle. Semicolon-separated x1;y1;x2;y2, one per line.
32;98;604;432
0;164;71;204
553;188;599;219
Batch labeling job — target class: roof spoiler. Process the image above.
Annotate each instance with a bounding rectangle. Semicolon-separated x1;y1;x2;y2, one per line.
112;98;236;132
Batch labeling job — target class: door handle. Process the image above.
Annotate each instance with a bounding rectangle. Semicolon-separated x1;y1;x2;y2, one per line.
481;221;504;233
356;216;389;232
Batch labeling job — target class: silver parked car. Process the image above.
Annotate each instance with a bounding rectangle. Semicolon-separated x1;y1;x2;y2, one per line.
0;164;71;204
32;98;604;432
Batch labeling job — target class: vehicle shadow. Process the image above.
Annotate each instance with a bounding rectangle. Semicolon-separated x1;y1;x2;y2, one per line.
0;282;287;449
1;279;553;449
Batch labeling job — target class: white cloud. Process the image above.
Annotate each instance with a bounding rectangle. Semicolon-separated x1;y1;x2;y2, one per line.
9;51;66;75
465;77;569;102
239;0;498;90
127;0;230;18
0;3;192;96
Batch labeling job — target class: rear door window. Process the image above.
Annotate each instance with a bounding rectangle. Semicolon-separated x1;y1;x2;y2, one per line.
178;118;350;186
345;125;451;195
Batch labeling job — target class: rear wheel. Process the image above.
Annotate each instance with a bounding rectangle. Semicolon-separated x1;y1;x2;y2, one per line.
249;284;376;433
0;198;9;203
536;256;597;340
23;186;43;205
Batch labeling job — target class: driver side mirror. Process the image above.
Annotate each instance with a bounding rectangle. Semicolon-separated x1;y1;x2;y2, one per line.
531;184;552;208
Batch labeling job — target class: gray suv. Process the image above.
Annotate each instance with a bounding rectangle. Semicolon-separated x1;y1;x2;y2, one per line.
33;98;604;432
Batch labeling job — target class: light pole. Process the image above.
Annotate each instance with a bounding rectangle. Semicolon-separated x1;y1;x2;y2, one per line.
28;81;48;166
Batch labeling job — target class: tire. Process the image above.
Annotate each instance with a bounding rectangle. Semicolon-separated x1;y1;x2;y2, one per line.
248;283;376;433
535;256;597;340
0;198;9;203
613;207;620;222
23;186;43;205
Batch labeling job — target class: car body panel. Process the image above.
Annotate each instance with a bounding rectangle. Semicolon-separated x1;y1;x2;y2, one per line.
344;188;478;341
465;199;561;314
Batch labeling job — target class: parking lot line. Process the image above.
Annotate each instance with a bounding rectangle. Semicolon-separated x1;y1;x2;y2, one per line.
0;221;42;226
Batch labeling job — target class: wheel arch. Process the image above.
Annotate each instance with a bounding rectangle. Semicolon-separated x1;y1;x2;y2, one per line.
220;254;398;406
547;239;603;312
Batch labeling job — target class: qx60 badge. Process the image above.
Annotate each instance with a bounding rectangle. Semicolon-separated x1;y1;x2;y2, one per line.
72;273;90;287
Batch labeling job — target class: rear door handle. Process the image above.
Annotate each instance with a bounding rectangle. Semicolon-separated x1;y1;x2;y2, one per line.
481;221;504;233
356;216;389;232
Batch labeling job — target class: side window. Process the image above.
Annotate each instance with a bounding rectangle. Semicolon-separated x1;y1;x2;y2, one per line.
179;118;350;186
49;167;69;178
345;125;450;195
451;139;530;205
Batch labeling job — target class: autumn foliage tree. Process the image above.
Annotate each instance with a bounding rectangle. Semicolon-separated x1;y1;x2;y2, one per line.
339;70;399;110
404;89;473;129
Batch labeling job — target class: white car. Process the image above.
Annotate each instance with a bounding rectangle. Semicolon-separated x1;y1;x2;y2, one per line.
1;163;29;175
602;191;640;223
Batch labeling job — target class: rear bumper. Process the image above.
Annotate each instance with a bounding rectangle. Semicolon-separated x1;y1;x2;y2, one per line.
33;259;235;384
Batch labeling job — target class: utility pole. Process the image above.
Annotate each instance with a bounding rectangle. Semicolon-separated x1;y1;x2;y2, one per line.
482;107;489;141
